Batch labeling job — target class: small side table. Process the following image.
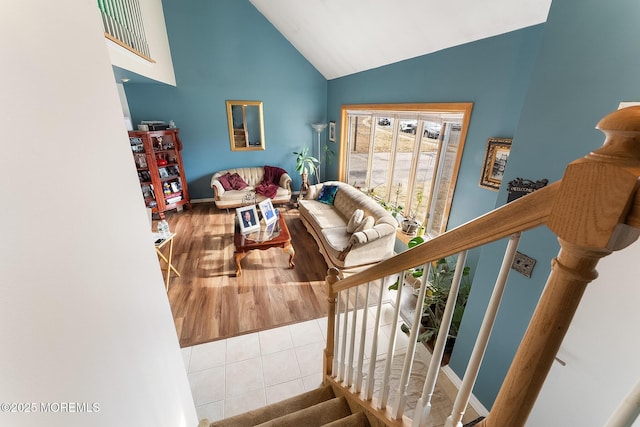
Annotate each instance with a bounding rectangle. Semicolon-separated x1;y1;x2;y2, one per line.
154;233;180;291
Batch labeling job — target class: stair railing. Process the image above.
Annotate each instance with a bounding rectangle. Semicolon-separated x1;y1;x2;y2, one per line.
322;106;640;427
97;0;153;61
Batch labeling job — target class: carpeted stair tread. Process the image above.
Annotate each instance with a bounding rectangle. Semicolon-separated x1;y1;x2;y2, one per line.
322;411;370;427
255;396;352;427
209;385;335;427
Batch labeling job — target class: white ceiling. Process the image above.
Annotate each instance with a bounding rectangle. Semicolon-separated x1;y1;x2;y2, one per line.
250;0;552;80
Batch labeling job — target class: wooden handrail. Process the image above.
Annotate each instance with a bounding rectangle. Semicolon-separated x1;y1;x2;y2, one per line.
333;181;559;294
479;106;640;426
325;106;640;426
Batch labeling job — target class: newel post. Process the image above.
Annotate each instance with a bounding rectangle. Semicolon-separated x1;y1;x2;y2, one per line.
323;267;341;383
480;107;640;427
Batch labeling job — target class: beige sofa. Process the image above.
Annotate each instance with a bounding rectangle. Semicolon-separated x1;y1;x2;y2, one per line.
210;166;292;209
299;181;398;274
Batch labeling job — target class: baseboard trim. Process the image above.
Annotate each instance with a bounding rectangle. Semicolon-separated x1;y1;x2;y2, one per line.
441;365;490;417
191;197;215;203
191;197;301;205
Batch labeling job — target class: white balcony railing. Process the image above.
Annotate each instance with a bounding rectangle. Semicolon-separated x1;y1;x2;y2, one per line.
97;0;153;62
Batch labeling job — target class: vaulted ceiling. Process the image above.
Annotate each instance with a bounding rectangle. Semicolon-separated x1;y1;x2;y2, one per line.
250;0;552;80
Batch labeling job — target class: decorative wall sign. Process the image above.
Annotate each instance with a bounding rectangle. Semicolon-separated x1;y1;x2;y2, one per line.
480;137;512;190
507;177;549;202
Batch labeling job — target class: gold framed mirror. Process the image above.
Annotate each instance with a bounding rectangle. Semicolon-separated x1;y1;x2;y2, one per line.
226;100;265;151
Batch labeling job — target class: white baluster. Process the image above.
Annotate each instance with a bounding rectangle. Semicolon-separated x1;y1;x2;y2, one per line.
355;282;370;393
379;270;406;410
332;290;341;377
366;278;387;401
339;288;350;382
347;287;359;388
413;251;468;427
392;262;431;420
445;234;521;427
605;379;640;427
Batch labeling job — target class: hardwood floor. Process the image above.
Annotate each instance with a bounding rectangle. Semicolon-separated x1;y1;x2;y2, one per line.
158;203;330;348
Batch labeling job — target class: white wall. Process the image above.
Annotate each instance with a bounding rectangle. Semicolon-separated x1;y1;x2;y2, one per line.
0;1;195;426
106;0;177;85
527;242;640;426
117;83;134;130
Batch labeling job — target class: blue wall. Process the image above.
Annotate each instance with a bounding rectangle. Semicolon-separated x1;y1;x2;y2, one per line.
123;0;640;411
125;0;327;198
327;26;544;231
450;0;640;407
326;26;544;317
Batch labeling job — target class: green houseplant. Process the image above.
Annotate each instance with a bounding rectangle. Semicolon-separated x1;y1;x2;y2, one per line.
389;237;471;347
378;198;404;219
401;190;424;235
367;186;404;219
293;147;319;191
417;257;471;344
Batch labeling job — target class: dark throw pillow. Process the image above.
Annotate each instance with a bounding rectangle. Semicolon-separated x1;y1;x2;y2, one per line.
218;173;233;191
229;173;248;190
317;185;339;205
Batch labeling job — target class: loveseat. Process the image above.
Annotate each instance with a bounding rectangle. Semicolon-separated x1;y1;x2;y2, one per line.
298;181;398;274
210;166;292;210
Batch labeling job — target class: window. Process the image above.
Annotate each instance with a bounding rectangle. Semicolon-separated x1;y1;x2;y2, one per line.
339;103;473;237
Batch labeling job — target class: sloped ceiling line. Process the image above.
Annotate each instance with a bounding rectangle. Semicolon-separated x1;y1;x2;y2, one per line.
250;0;551;80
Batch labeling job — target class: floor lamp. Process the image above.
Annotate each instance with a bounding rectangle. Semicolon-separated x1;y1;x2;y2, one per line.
311;122;327;183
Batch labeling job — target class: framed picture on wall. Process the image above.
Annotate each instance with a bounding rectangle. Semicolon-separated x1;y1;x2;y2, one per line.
480;137;513;190
328;121;336;142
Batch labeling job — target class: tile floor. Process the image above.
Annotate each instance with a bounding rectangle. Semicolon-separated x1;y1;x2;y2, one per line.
182;303;409;422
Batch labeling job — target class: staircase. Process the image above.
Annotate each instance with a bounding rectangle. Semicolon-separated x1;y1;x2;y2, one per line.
203;107;640;427
204;385;372;427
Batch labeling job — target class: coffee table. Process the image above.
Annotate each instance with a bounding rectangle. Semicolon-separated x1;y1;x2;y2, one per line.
233;214;295;276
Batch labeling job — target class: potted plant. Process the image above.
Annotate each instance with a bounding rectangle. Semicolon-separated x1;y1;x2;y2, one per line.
417;257;471;346
293;147;319;192
379;199;404;219
389;239;471;356
401;211;421;235
365;186;404;220
401;190;424;235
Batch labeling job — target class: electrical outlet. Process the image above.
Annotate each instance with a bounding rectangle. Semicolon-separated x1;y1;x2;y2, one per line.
512;251;536;278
